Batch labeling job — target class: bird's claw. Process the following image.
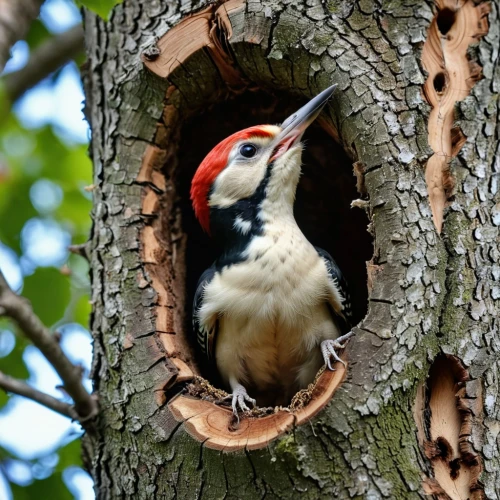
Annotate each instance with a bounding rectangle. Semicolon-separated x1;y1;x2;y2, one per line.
321;332;353;370
229;386;256;416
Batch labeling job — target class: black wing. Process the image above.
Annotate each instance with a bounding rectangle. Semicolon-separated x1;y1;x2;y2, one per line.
316;247;352;333
192;265;218;362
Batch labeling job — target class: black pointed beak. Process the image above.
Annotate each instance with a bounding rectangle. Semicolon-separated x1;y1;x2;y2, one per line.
273;84;337;157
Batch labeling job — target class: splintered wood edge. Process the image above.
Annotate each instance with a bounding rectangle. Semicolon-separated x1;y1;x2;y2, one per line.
169;361;347;451
421;0;490;233
142;0;342;142
139;0;349;448
139;146;198;387
415;355;485;499
142;0;246;85
138;1;249;390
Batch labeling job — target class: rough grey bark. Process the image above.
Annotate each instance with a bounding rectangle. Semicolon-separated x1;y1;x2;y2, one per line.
83;0;500;498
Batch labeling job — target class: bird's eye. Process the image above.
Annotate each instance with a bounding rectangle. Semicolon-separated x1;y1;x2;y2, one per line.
239;144;257;158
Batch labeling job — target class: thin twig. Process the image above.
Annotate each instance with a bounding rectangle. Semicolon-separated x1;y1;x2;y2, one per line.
0;371;78;419
0;270;98;421
3;25;84;102
68;242;90;261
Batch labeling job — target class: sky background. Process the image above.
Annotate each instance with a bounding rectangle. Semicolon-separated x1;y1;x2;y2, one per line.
0;0;94;498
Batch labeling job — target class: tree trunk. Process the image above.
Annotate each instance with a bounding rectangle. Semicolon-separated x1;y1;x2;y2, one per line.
82;0;499;498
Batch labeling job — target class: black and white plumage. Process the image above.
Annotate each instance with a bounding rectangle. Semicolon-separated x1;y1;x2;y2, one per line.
192;249;352;363
192;266;217;360
315;247;353;331
190;85;353;413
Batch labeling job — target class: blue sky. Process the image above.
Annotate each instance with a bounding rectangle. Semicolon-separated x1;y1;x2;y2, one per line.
0;0;94;498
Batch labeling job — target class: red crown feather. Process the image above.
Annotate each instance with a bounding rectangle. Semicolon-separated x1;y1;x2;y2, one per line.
190;126;274;234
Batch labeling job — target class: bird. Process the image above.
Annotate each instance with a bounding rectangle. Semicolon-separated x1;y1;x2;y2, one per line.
190;85;353;415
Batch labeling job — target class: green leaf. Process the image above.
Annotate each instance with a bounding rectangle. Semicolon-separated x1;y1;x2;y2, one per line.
22;268;71;327
25;20;51;50
76;0;123;20
0;82;11;119
0;178;37;253
55;439;82;471
73;294;91;329
0;389;7;408
0;335;29;381
0;322;30;383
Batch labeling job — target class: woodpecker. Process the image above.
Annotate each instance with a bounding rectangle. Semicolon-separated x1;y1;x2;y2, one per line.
190;85;353;415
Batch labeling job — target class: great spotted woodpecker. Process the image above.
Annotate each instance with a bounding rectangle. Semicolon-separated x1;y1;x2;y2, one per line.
190;86;353;414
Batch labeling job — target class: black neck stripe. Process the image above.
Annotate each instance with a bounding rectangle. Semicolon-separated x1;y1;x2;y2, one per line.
209;161;275;270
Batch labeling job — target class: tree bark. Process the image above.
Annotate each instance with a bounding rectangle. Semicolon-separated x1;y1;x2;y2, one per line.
83;0;500;498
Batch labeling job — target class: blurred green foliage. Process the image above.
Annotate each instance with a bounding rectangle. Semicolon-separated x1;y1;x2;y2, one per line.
10;475;73;500
6;439;82;500
0;4;95;497
23;268;72;326
25;20;51;50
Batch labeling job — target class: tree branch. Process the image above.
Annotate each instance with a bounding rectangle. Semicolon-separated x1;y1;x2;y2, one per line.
0;270;98;421
68;241;90;261
3;25;85;102
0;0;45;72
0;371;78;419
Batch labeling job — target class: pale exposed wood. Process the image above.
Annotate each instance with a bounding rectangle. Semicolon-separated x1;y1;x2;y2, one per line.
139;139;197;384
137;146;167;190
428;361;463;455
418;356;484;500
366;262;383;296
209;0;247;89
143;1;245;88
142;189;158;216
142;226;161;264
143;7;214;78
169;361;346;451
421;0;490;233
169;358;194;384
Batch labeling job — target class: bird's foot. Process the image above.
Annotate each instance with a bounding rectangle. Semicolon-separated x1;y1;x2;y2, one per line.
321;332;353;370
220;384;256;417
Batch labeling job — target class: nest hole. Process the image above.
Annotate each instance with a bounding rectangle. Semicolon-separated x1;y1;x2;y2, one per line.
176;89;372;402
436;7;456;36
416;355;484;498
433;72;446;93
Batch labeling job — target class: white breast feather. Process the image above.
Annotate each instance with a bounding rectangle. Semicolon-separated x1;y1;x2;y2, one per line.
233;216;252;235
199;218;343;394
